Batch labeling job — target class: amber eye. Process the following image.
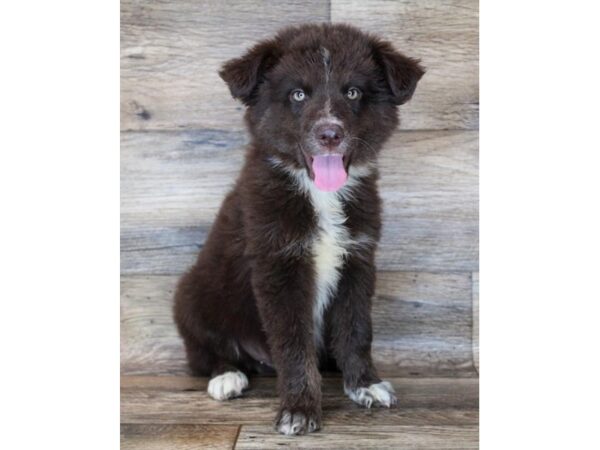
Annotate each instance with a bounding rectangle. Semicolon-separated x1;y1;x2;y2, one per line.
290;89;306;102
346;87;361;100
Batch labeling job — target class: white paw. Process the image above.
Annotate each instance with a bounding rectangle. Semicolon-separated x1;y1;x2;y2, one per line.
276;410;320;435
207;370;248;401
344;380;397;408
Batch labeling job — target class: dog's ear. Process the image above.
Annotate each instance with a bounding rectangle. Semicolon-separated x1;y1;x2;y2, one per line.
219;40;281;106
372;40;425;105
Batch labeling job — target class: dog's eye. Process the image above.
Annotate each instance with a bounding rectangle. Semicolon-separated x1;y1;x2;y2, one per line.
290;89;306;102
346;87;362;100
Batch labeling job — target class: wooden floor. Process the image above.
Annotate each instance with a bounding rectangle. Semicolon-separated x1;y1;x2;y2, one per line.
121;375;478;449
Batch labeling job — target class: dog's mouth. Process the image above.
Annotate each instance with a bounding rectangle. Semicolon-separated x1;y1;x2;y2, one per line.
302;151;349;192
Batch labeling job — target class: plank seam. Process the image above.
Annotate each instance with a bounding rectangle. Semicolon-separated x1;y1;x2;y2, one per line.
120;269;480;277
233;424;242;449
471;271;479;376
120;126;480;134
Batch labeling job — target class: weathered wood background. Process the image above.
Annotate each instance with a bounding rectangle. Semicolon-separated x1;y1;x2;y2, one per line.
121;0;479;379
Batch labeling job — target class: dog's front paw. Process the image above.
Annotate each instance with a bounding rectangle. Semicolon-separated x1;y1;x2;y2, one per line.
344;380;397;408
275;406;321;435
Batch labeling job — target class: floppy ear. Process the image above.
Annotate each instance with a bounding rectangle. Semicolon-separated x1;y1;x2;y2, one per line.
219;40;281;106
373;41;425;105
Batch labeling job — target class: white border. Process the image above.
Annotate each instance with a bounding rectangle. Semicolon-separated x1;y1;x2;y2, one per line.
1;1;600;448
482;1;600;448
0;1;119;449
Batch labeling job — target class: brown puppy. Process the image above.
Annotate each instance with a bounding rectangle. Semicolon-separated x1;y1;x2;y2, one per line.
174;23;424;435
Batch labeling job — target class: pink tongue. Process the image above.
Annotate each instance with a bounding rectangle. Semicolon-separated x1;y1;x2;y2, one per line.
312;154;348;192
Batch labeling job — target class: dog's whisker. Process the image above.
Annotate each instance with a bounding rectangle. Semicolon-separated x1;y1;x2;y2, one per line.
349;136;377;155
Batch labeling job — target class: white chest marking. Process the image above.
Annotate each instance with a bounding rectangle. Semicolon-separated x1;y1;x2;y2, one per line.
268;157;375;350
309;186;350;350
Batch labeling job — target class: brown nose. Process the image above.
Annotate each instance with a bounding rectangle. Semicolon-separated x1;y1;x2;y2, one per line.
315;123;344;149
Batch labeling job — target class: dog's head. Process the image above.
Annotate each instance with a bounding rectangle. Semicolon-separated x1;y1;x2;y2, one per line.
220;24;424;192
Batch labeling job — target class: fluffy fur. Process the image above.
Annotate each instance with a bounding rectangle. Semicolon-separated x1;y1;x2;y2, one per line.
173;23;424;435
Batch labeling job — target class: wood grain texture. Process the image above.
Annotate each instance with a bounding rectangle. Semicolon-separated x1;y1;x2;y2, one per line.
373;272;474;375
121;424;239;450
472;272;479;372
236;425;478;449
121;376;479;426
332;0;479;130
121;0;477;131
121;273;475;377
121;275;182;375
121;0;329;132
378;130;478;272
121;129;478;274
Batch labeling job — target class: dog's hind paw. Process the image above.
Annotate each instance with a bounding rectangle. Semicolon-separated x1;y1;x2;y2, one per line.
207;370;248;401
344;380;397;408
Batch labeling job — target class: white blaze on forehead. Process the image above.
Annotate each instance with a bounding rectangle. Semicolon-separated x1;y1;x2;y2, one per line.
320;46;336;121
320;46;331;84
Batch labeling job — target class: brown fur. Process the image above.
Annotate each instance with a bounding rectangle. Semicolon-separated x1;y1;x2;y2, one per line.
173;23;424;434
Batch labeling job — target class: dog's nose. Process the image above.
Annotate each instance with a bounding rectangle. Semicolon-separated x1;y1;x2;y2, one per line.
316;124;344;149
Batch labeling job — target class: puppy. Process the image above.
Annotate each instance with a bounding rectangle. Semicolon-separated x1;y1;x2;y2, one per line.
174;23;424;435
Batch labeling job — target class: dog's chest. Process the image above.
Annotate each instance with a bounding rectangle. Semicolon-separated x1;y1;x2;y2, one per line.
308;189;352;350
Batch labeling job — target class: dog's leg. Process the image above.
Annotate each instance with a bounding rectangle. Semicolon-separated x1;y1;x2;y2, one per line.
328;256;398;408
178;329;250;401
252;258;322;435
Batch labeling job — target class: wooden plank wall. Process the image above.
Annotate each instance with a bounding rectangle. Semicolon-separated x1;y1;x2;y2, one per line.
121;0;479;378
